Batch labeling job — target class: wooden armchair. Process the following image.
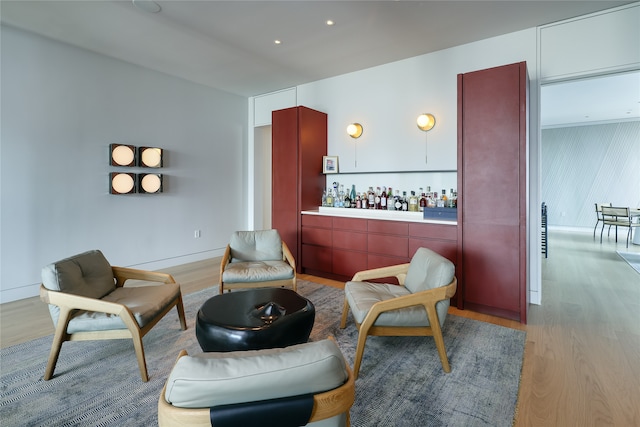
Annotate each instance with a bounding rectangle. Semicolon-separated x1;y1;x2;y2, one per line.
219;230;296;294
40;250;187;382
340;247;457;378
158;338;354;427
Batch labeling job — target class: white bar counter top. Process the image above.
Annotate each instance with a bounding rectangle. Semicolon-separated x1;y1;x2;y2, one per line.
301;207;457;225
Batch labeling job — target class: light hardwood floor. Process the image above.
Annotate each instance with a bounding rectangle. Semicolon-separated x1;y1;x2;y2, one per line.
1;230;639;425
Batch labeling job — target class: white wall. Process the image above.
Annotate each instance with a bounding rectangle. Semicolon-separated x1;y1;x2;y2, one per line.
0;25;248;303
542;121;640;229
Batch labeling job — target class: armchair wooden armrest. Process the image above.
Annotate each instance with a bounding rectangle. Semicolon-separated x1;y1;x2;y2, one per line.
112;266;176;287
40;284;128;316
282;241;296;270
365;278;457;315
351;263;411;285
219;244;232;288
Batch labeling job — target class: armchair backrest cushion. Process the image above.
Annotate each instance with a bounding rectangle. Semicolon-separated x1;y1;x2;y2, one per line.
229;230;283;262
404;247;455;294
41;250;116;299
164;339;348;409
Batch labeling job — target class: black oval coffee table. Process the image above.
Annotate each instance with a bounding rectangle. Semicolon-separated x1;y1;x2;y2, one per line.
196;288;315;352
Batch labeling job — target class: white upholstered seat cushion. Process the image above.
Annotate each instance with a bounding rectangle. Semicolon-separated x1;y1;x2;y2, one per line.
164;339;348;409
222;260;294;283
62;283;181;333
344;281;449;327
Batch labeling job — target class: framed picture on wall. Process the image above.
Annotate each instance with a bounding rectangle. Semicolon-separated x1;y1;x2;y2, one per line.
323;156;339;174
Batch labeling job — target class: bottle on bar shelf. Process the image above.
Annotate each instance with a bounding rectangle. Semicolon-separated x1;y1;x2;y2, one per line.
374;187;382;210
409;191;419;212
387;187;394;210
401;191;409;211
326;188;334;207
394;190;402;211
350;185;357;208
367;187;375;209
419;188;427;212
380;186;387;210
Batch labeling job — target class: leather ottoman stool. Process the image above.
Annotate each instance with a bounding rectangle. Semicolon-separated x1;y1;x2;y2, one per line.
196;288;315;352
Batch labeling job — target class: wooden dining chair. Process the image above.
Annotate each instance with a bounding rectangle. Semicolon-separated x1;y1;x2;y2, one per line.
594;202;612;239
600;206;639;248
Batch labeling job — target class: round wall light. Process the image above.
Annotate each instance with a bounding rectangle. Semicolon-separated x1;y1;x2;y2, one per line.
139;173;163;194
110;173;136;194
347;123;363;138
110;144;136;167
138;147;163;168
417;113;436;131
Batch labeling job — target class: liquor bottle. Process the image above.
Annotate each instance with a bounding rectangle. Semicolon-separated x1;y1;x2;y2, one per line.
326;188;334;207
350;185;357;208
436;190;445;208
343;185;351;208
321;189;327;207
401;191;409;211
367;187;375;209
355;192;362;209
380;186;388;210
374;187;382;210
451;189;457;208
361;190;368;209
419;187;427;212
427;191;436;208
408;191;419;212
394;190;402;211
441;189;448;205
387;187;394;210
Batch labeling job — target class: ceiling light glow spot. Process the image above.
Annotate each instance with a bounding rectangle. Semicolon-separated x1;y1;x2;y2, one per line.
326;20;335;26
274;40;282;45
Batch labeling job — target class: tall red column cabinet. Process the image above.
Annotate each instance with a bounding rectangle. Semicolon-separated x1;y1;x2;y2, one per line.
457;62;528;323
272;106;327;271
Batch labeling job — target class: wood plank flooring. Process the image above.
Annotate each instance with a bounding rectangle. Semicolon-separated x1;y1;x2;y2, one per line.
1;230;639;425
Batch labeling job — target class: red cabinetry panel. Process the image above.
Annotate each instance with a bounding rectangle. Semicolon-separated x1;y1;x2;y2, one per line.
302;244;332;273
458;62;528;323
333;248;368;279
302;215;332;228
367;220;408;236
333;217;367;231
272;106;327;271
333;230;367;251
409;223;457;241
367;234;408;258
408;238;457;263
301;227;332;247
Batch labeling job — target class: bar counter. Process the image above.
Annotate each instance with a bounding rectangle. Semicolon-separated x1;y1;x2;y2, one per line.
301;206;457;225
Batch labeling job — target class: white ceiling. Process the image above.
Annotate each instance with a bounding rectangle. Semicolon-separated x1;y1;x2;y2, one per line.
2;1;639;125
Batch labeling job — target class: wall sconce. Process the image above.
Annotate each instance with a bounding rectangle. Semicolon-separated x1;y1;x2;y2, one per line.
110;172;136;194
417;113;436;131
346;123;363;138
138;173;163;194
110;144;136;167
417;113;436;164
138;147;163;168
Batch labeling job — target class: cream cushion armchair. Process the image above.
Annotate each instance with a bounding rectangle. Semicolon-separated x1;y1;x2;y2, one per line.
40;249;187;382
219;229;296;293
158;338;355;427
340;247;457;378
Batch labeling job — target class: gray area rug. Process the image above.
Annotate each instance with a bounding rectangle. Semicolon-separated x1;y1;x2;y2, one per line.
0;280;525;426
617;251;640;275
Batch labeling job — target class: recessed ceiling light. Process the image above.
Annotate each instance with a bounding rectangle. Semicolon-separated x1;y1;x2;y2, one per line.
132;0;161;13
274;40;282;45
326;20;335;26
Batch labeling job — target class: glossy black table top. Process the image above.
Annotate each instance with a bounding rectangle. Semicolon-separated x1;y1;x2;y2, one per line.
198;288;313;330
